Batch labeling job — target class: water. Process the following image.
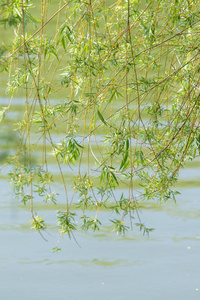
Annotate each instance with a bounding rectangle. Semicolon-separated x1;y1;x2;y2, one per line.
0;176;200;299
1;96;200;299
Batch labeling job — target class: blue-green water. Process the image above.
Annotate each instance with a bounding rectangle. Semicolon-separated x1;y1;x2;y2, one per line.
1;178;200;299
1;95;200;299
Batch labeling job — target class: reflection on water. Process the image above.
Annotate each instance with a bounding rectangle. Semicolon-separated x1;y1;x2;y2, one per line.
20;258;132;267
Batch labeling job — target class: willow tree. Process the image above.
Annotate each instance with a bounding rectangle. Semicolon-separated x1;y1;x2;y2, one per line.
0;0;200;250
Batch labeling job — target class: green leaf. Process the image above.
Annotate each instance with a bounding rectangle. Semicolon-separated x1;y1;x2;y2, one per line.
97;110;107;126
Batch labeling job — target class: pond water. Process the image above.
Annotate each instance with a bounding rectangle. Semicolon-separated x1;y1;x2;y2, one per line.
1;176;200;299
1;96;200;299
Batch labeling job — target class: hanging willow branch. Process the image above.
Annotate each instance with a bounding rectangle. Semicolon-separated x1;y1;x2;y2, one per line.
1;0;200;250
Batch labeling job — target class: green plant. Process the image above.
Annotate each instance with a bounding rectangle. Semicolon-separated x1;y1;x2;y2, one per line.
1;0;200;250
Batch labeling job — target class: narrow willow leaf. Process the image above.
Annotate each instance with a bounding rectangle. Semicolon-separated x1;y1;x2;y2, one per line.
97;110;107;126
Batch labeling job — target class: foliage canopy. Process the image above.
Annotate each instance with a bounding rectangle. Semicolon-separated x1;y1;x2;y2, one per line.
1;0;200;250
